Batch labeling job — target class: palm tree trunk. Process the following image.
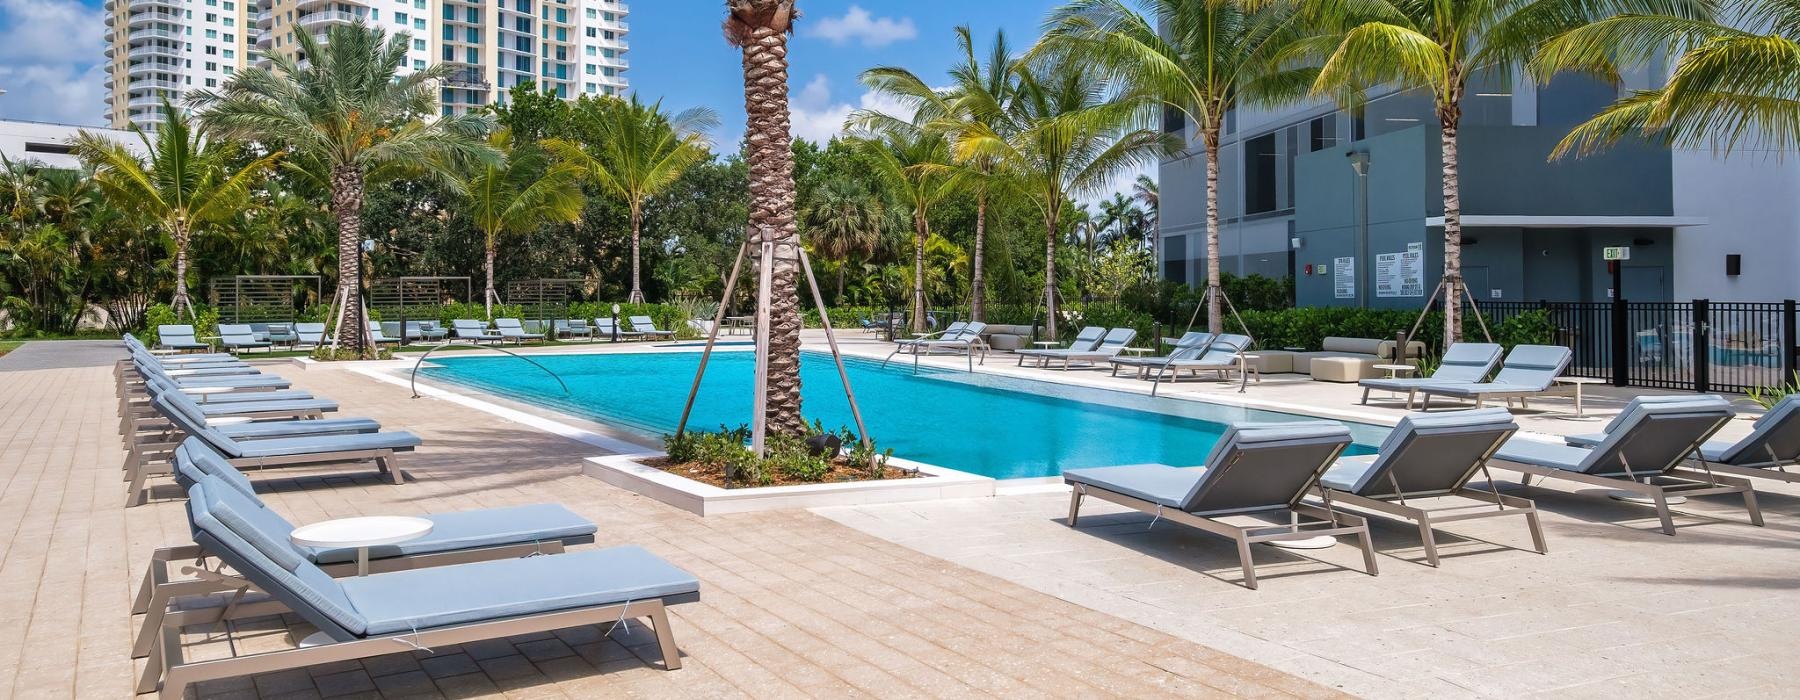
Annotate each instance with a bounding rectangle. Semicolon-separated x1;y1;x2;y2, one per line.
736;15;805;438
1439;111;1463;345
331;165;368;357
1043;215;1059;341
483;238;497;319
1204;125;1223;335
171;222;192;318
911;210;928;333
628;203;645;303
971;190;986;322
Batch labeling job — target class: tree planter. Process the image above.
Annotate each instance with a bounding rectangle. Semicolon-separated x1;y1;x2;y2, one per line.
583;452;993;516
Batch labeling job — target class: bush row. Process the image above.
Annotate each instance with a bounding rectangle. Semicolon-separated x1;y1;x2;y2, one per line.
141;300;705;346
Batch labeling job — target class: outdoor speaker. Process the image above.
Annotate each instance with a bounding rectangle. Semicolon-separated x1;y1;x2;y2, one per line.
1726;254;1742;276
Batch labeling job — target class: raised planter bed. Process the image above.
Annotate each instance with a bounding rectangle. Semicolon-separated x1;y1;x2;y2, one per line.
584;452;993;516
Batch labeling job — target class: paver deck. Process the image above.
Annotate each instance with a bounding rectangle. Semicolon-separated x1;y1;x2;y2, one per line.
0;340;1344;698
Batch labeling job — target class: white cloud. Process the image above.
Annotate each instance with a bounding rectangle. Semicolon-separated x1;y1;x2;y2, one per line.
805;6;917;48
786;74;914;145
0;0;109;125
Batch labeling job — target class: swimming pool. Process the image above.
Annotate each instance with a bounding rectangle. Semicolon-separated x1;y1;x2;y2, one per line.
421;350;1383;480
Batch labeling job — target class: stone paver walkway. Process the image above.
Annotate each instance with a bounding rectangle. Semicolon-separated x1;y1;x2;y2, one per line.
0;353;1342;698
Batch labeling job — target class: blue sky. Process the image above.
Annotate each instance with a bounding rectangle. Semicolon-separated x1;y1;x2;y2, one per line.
0;0;1148;193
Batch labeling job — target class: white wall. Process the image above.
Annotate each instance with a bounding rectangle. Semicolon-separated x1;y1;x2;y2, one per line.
0;120;143;170
1671;148;1800;301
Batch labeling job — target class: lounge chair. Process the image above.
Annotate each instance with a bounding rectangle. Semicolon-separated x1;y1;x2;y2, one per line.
1143;334;1254;389
1109;332;1213;377
414;320;450;341
1493;397;1760;535
132;446;598;658
594;317;641;341
896;321;968;350
155;325;214;352
1315;408;1545;566
630;315;678;340
1414;345;1574;411
883;322;988;371
124;333;238;365
495;317;546;344
218;324;275;355
293;322;326;349
1358;342;1503;407
451;319;503;344
1063;421;1377;589
1015;326;1103;367
1025;328;1138;370
264;323;298;347
141;478;697;698
556;318;595;340
1566;394;1800;485
364;321;401;347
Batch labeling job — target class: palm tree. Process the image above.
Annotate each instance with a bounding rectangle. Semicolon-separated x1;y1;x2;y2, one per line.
951;56;1177;339
1040;0;1313;334
190;21;494;356
724;0;806;438
845;123;952;333
550;96;720;303
463;129;587;317
1533;0;1796;158
1132;173;1159;271
73;100;277;316
862;26;1018;322
803;176;885;303
1302;0;1706;343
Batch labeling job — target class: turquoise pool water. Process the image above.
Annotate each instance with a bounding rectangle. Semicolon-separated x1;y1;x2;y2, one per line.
421;350;1382;480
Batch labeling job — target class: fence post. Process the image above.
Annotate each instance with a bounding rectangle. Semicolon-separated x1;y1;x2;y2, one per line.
1692;299;1710;394
1611;297;1629;387
1784;300;1797;383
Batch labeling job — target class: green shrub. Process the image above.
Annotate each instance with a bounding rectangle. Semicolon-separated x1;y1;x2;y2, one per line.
661;422;893;486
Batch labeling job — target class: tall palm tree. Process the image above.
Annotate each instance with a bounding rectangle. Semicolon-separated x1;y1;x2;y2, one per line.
803;176;885;303
1533;0;1795;158
190;21;494;356
862;26;1019;322
951;56;1178;339
1132;173;1159;272
845;123;952;333
73;100;277;316
463;129;587;317
1040;0;1313;334
724;0;806;438
1302;0;1707;343
550;96;719;303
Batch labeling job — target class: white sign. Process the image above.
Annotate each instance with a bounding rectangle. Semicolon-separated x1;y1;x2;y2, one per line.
1604;246;1631;261
1407;241;1424;253
1491;288;1503;299
1375;249;1425;298
1334;257;1356;299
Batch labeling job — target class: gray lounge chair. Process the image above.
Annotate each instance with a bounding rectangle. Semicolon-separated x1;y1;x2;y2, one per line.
124;333;238;364
1567;393;1800;485
1109;332;1213;377
451;319;503;344
293;322;326;349
495;317;545;343
156;324;213;352
1315;408;1545;566
556;318;595;340
630;315;678;339
885;322;989;371
594;317;641;341
1028;328;1138;370
132;446;599;659
1016;326;1104;366
1358;342;1503;407
364;321;401;346
1144;334;1254;390
1494;397;1759;535
1063;421;1377;589
1415;345;1574;411
142;479;697;697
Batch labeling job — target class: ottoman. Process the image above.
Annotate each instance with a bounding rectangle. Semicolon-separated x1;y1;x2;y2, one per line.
1246;350;1295;374
1310;356;1378;382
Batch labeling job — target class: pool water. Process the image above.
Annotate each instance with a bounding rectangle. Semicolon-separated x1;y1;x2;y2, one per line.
422;350;1382;480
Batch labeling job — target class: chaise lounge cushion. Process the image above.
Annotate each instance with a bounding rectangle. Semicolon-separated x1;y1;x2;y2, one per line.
310;504;597;564
1063;464;1203;508
219;430;422;459
980;324;1039;351
339;545;700;635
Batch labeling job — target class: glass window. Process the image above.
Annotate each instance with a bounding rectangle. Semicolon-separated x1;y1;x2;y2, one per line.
413;59;425;70
1309;114;1336;152
414;18;425;29
584;8;595;18
396;11;408;23
584;64;595;74
414;38;426;50
223;33;233;41
223;49;234;58
1365;88;1433;137
1162;105;1184;134
205;29;217;38
223;17;233;26
1243;132;1279;215
584;27;595;37
223;66;233;75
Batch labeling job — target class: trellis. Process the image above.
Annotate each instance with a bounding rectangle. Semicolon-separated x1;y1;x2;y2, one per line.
208;275;322;323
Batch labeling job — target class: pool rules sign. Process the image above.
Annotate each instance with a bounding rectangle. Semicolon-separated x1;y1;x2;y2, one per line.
1376;246;1425;298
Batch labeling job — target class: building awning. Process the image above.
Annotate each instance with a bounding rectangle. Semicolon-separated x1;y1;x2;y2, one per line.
1423;215;1708;228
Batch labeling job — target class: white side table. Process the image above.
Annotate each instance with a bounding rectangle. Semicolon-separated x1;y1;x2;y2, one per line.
289;516;433;577
179;386;235;403
1030;340;1059;348
1373;363;1416;379
207;416;254;427
1119;347;1153;357
1554;377;1606;420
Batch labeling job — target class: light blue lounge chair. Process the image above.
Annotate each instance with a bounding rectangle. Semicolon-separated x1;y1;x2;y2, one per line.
495;317;546;343
1063;421;1376;589
556;318;595;340
452;319;503;344
1494;398;1759;535
1143;334;1254;390
1028;328;1139;370
594;317;641;341
1109;332;1213;377
630;315;678;339
884;322;989;371
124;333;239;364
294;322;326;349
365;321;401;346
1358;342;1503;407
1567;393;1800;485
1316;408;1544;566
155;324;213;352
142;479;697;697
1415;345;1574;411
219;325;274;354
1016;326;1104;366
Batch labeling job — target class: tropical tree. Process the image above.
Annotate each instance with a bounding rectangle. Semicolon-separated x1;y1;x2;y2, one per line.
550;96;720;303
723;0;806;438
846;121;952;333
1301;0;1707;343
462;129;587;316
803;176;886;303
951;56;1177;339
1098;191;1146;244
1533;0;1798;158
1132;173;1159;272
190;21;495;356
862;26;1019;322
1040;0;1312;334
73;100;278;316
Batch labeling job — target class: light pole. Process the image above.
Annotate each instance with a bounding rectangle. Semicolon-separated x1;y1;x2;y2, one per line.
610;303;620;342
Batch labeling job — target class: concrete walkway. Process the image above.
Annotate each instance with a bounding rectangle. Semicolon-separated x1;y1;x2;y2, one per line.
0;340;124;371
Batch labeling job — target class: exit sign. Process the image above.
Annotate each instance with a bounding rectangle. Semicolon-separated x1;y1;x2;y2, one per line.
1603;246;1631;261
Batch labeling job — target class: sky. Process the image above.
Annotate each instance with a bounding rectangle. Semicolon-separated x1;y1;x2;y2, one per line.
0;0;1152;196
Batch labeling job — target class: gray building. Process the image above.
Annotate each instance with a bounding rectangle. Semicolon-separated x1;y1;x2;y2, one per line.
1157;69;1800;306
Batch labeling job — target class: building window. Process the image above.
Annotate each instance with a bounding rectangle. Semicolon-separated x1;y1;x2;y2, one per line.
205;29;217;38
205;61;217;70
1243;132;1279;215
396;11;408;23
23;142;74;155
223;17;233;26
223;66;233;75
205;45;217;55
584;7;595;18
223;49;234;58
584;45;595;56
1162;105;1185;134
414;38;426;50
584;64;595;74
204;12;216;21
223;33;233;41
585;82;596;93
205;78;217;87
584;27;595;37
414;18;425;29
414;59;425;70
1309;114;1336;152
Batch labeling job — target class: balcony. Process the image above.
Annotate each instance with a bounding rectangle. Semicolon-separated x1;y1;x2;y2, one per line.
128;26;180;42
128;94;172;109
133;43;182;60
126;62;181;78
129;77;182;90
297;10;359;27
127;10;183;27
126;0;180;10
443;69;492;90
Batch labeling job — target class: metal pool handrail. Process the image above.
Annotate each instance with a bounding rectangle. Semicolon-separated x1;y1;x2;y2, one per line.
408;342;571;398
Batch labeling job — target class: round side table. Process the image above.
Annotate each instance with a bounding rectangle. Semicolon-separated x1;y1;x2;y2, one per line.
289;515;434;577
179;386;234;403
1554;377;1606;420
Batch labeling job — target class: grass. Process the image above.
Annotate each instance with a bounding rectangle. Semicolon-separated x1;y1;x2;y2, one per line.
0;341;22;358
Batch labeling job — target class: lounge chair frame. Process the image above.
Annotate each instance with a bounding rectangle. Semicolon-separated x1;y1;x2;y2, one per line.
1510;455;1762;536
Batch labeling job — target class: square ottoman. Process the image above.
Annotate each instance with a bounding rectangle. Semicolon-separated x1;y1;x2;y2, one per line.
1309;356;1377;382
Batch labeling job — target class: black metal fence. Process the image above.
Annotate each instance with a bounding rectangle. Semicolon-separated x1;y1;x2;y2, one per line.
1485;299;1797;394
